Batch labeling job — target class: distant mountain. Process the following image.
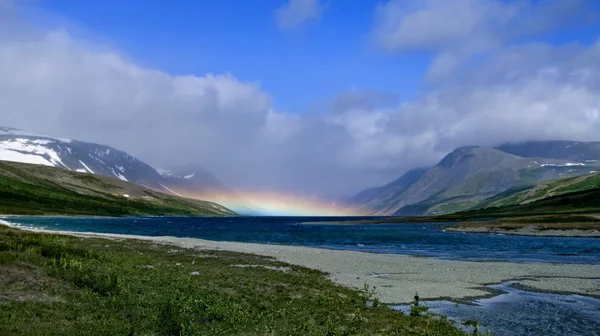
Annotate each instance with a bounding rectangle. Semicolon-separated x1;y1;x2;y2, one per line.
347;168;428;213
496;140;600;162
157;164;229;194
351;143;600;216
0;127;231;203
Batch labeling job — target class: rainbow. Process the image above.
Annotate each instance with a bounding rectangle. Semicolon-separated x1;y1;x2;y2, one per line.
171;188;368;216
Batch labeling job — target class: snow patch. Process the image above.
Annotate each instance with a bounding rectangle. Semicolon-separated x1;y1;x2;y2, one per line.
184;173;195;180
108;167;128;182
75;169;87;173
123;194;130;198
79;160;95;174
0;138;69;169
89;154;105;165
159;183;182;197
157;169;172;176
541;162;585;167
116;166;125;173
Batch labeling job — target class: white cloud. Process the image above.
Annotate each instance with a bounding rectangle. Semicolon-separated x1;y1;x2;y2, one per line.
274;0;326;29
374;0;594;79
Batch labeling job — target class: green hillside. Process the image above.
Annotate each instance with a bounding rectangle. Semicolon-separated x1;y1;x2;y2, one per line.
0;161;235;217
474;171;600;209
442;188;600;221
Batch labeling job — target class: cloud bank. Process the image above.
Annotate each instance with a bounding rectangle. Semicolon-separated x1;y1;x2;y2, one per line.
0;0;599;199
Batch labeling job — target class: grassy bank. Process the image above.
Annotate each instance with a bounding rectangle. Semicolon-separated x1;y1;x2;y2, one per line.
0;226;466;335
0;161;234;217
443;220;600;237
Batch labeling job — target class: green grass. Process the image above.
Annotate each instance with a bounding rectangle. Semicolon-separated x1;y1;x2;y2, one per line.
0;161;233;217
473;172;600;210
440;188;600;221
0;226;466;335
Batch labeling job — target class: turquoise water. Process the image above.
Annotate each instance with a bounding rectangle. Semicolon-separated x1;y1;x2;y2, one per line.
3;216;600;335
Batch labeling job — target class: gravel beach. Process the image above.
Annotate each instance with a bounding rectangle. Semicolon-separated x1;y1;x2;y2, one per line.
23;229;600;304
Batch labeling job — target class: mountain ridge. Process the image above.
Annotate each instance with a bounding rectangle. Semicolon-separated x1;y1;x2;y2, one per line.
0;160;235;217
0;126;234;205
351;142;600;216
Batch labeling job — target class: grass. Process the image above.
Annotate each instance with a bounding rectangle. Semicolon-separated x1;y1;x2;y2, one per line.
0;161;233;217
0;226;467;336
447;217;600;231
442;188;600;221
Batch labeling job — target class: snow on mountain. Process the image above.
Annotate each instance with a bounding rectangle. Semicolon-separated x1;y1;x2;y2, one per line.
157;164;228;193
0;127;236;202
0;127;187;195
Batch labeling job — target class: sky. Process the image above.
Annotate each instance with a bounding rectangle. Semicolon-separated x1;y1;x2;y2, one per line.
1;0;600;200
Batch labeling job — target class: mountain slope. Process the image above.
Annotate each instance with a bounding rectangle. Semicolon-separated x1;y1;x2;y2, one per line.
158;164;229;194
0;127;233;203
445;187;600;220
474;170;600;209
496;140;600;162
347;168;428;212
0;127;170;190
352;145;600;216
0;160;235;217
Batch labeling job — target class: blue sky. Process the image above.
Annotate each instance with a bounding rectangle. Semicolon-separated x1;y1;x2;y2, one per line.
27;0;600;113
30;0;432;112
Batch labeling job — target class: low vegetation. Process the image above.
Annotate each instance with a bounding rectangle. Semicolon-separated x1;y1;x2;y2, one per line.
0;161;234;217
441;188;600;221
473;171;600;209
0;226;466;335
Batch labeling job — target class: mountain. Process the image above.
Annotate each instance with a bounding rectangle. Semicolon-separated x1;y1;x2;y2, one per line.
347;168;428;212
351;144;600;216
474;170;600;209
0;160;235;217
496;140;600;162
157;164;229;194
0;127;230;202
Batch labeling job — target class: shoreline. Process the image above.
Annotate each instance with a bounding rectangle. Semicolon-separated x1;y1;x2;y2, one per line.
444;224;600;238
9;224;600;304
